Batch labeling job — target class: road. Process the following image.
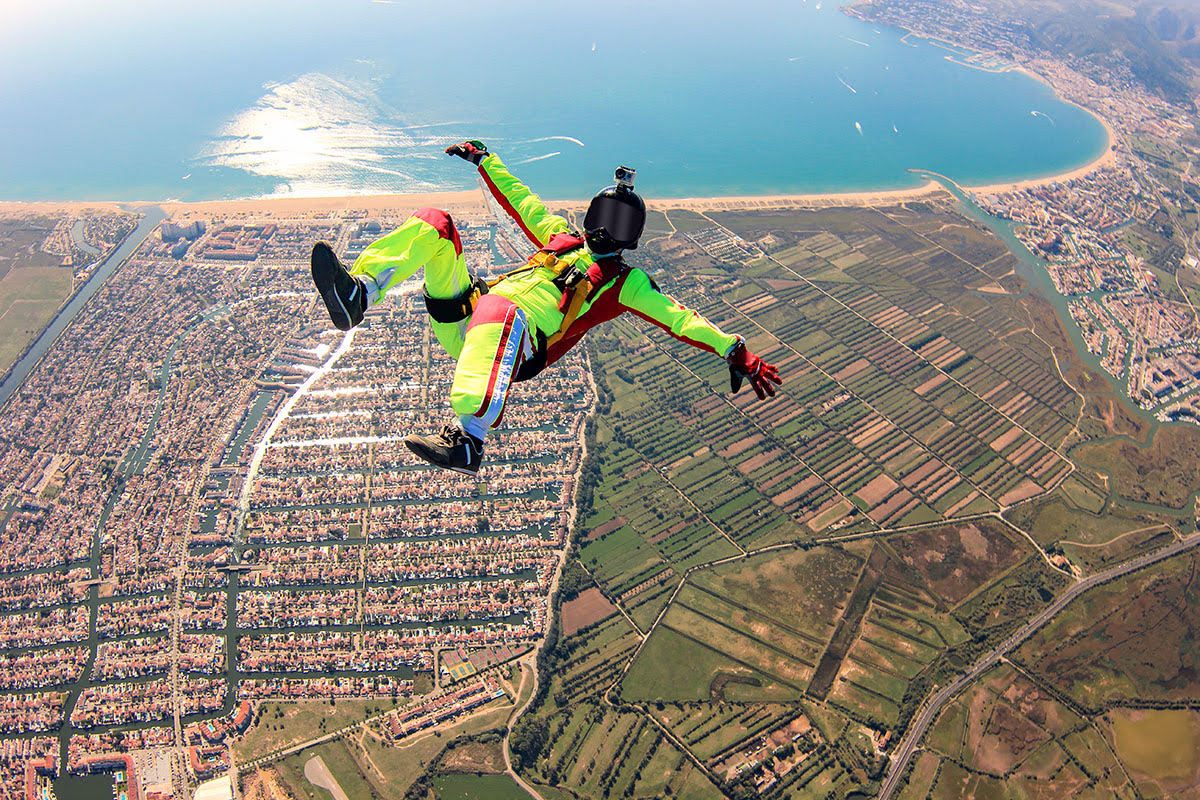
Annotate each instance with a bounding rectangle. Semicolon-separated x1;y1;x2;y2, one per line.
303;755;350;800
499;358;601;800
501;657;547;800
878;531;1200;800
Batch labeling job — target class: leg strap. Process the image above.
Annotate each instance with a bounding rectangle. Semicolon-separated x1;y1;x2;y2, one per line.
423;276;490;323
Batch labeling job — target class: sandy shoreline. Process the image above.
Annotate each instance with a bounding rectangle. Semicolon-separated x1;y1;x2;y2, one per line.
0;115;1116;218
0;142;1113;218
964;67;1118;196
0;181;955;218
0;181;952;216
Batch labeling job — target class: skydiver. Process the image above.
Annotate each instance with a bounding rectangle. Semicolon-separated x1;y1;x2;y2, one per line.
310;141;781;475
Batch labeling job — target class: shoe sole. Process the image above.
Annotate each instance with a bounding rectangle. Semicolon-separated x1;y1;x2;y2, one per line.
311;243;354;331
403;438;479;476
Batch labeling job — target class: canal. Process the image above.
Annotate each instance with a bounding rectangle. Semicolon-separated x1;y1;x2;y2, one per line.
915;170;1166;430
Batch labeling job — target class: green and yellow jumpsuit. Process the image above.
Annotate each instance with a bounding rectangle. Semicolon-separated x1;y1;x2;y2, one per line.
349;153;741;440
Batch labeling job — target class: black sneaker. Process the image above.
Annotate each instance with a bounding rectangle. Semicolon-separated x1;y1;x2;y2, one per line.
403;424;484;475
311;242;365;330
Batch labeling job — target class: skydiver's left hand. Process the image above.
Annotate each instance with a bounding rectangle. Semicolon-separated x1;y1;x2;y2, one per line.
445;140;489;165
728;341;782;400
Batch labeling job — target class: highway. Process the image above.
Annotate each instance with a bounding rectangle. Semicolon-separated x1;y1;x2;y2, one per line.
878;531;1200;800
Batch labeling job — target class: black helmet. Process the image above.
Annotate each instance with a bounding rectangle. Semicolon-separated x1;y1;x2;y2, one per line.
584;166;645;252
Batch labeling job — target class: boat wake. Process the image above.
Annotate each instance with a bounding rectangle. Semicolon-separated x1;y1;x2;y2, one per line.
517;136;585;147
515;152;562;165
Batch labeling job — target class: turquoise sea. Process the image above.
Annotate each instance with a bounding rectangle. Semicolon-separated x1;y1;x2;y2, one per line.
0;0;1107;202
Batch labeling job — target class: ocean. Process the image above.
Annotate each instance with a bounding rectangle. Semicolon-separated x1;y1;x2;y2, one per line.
0;0;1108;202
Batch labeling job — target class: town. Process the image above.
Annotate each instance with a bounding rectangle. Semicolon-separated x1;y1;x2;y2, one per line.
850;0;1200;424
0;203;589;799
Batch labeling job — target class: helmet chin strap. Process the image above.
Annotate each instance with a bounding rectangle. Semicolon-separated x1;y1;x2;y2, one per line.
584;228;621;256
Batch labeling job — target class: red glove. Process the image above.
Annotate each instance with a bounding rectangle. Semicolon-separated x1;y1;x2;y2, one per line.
444;140;488;165
728;341;782;400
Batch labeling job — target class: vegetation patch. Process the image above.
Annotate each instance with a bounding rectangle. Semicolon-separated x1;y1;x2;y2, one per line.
689;546;864;644
1074;427;1200;509
435;733;507;775
622;625;770;702
0;265;74;374
430;773;529;800
235;698;403;763
1017;551;1200;708
886;519;1027;605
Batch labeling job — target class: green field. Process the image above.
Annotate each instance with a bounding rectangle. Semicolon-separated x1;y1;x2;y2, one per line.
500;197;1193;799
432;773;529;800
0;265;73;374
1016;551;1200;708
235;698;403;763
621;624;773;702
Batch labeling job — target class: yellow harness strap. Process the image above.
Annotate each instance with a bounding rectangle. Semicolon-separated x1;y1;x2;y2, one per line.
487;250;568;288
488;249;594;348
548;278;593;348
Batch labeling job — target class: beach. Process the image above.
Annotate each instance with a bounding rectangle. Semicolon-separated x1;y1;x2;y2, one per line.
0;157;1100;219
962;73;1119;196
0;182;953;219
0;98;1115;219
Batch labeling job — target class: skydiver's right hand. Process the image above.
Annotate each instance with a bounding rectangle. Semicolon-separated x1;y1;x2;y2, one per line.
728;341;782;400
445;141;488;165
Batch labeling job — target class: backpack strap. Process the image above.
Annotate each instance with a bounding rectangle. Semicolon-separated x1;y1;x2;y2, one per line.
547;257;628;349
487;240;623;352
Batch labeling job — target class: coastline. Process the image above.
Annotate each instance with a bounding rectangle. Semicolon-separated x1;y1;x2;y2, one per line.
0;126;1116;217
840;3;1119;198
0;3;1121;222
0;182;952;217
0;115;1117;219
963;66;1118;196
913;109;1115;199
